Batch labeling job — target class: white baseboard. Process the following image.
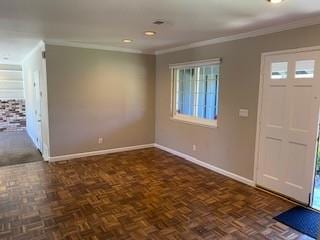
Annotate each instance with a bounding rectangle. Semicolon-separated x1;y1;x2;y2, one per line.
47;142;255;187
48;143;155;162
154;144;255;187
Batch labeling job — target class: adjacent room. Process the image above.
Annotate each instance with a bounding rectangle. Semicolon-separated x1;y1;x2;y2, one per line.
0;63;42;166
1;0;320;239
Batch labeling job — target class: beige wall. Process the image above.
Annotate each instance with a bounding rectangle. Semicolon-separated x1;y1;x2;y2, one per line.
45;45;155;157
155;24;320;180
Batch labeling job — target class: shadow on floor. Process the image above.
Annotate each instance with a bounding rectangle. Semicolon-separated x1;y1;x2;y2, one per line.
0;130;43;167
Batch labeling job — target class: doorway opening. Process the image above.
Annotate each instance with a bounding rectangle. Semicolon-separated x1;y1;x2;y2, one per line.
0;61;43;167
312;125;320;210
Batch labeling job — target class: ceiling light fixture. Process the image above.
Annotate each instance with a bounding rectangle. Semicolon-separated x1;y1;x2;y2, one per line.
267;0;284;4
144;31;156;36
122;39;133;43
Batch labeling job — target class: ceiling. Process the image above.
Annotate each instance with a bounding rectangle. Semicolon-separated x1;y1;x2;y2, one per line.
0;0;320;64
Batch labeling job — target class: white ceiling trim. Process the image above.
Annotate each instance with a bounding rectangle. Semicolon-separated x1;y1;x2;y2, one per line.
155;16;320;55
44;40;153;55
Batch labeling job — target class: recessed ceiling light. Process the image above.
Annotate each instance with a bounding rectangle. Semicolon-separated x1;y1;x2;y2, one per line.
267;0;284;4
144;31;156;36
122;39;133;43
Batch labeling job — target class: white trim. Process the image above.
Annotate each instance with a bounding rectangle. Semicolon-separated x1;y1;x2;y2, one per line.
40;43;51;161
171;115;217;128
169;58;221;69
48;144;155;162
155;16;320;55
261;46;320;56
170;60;220;128
44;40;153;55
154;144;255;187
253;54;266;184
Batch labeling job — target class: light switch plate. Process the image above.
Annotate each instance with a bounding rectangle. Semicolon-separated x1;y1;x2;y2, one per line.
239;109;249;117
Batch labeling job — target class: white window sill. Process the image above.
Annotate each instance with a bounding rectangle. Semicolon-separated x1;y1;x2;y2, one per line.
170;115;218;128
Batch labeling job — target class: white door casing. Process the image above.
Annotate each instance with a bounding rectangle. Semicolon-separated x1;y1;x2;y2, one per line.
33;70;43;152
257;50;320;204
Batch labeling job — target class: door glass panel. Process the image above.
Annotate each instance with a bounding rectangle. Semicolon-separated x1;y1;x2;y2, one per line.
295;60;315;79
271;62;288;79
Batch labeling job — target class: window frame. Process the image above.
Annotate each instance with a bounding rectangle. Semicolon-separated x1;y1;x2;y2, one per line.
170;58;221;128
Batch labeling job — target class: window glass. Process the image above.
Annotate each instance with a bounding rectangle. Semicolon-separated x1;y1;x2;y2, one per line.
174;64;219;122
271;62;288;79
295;60;315;79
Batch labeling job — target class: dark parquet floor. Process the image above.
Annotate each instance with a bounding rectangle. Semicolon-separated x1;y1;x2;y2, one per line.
0;148;312;240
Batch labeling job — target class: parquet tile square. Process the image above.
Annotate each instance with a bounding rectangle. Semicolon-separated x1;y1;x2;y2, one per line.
0;148;313;239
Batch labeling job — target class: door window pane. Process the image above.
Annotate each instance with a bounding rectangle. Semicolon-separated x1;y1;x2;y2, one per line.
271;62;288;79
295;60;315;79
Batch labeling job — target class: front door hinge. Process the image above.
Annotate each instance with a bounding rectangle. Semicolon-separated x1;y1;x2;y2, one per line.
42;51;46;59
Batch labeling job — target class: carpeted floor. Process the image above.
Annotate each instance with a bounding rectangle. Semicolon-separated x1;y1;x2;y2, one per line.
0;130;43;167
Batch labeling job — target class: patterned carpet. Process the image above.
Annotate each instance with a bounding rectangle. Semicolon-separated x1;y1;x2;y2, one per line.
0;148;313;239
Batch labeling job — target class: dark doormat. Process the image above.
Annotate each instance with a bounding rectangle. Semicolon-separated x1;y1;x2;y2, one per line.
274;206;320;239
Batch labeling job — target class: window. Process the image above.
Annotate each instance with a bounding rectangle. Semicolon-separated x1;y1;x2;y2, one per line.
171;59;220;127
295;60;315;79
271;62;288;79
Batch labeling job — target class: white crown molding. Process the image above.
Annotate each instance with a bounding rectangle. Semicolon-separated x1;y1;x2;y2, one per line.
12;16;320;58
155;16;320;55
44;40;153;55
48;143;155;162
154;144;255;187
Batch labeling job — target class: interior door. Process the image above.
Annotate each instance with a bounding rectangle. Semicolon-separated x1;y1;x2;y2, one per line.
257;50;320;204
33;70;43;153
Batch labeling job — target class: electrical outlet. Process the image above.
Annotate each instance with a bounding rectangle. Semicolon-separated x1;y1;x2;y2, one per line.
98;137;103;144
192;144;197;151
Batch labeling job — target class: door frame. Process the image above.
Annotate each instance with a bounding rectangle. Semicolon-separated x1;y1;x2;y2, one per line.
22;41;50;161
253;45;320;205
33;70;43;152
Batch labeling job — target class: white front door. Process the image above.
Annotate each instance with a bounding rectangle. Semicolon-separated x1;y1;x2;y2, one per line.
257;50;320;204
33;70;43;152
